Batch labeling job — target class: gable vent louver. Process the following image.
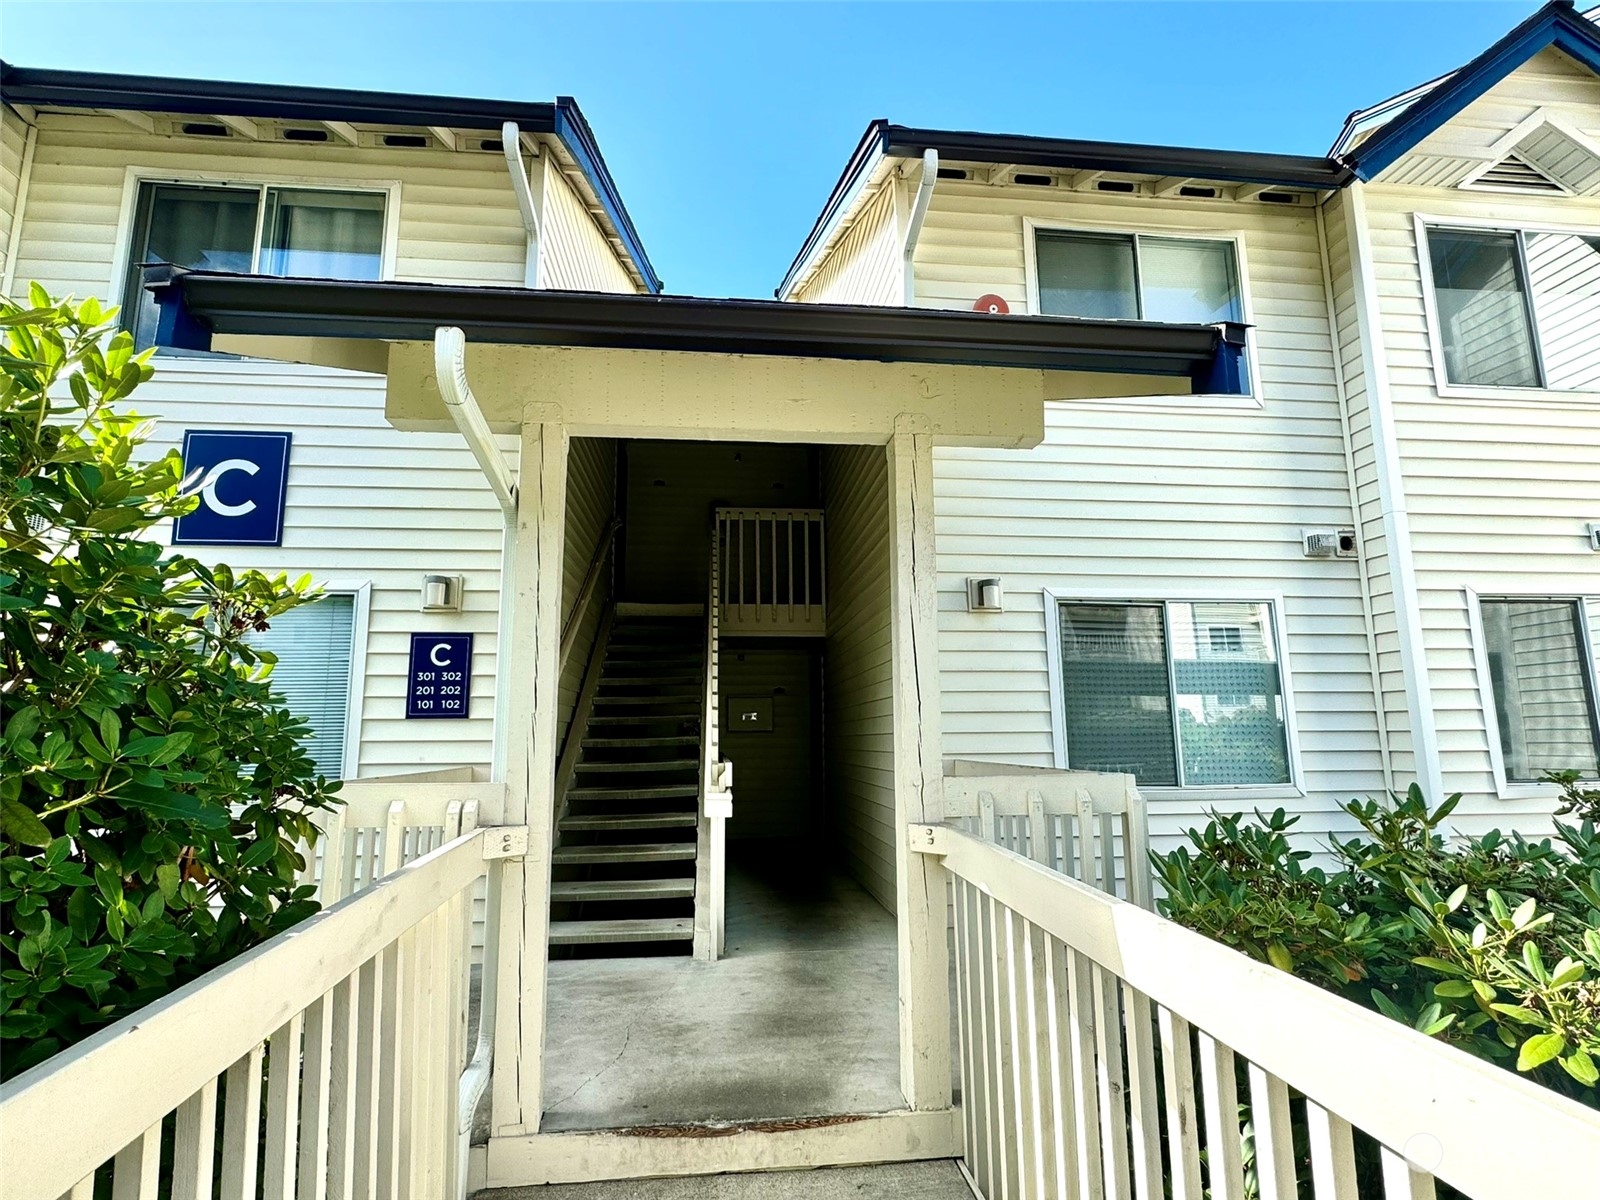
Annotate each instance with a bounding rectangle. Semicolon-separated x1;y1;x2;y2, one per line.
1465;155;1565;194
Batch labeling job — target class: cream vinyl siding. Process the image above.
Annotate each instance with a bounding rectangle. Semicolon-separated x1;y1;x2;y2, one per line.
135;357;511;777
822;443;897;912
538;157;639;293
1;105;28;284
1361;179;1600;830
8;112;529;298
1375;49;1600;191
920;188;1385;846
557;437;617;749
792;179;902;306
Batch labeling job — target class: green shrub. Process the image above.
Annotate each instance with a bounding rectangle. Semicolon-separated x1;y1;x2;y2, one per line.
1155;785;1600;1104
0;288;340;1078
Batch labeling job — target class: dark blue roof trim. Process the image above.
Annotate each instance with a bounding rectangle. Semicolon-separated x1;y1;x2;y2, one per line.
0;61;660;294
776;121;890;299
1346;2;1600;181
553;98;661;294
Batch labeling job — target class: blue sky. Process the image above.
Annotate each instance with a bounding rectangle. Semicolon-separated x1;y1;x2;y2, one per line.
0;1;1551;297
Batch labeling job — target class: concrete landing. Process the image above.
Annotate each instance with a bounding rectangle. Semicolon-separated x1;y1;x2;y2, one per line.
541;860;902;1131
480;1160;973;1199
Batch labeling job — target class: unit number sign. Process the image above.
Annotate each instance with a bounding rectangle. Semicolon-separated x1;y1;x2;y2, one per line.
406;633;473;720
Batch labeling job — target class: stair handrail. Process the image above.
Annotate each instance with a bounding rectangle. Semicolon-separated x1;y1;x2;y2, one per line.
697;515;733;960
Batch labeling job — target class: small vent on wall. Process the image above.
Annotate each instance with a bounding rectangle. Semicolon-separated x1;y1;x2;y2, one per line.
1096;179;1136;193
936;167;969;181
1257;191;1296;204
180;122;230;138
478;138;504;153
383;133;430;149
1014;172;1054;187
282;128;329;142
1179;185;1218;198
1465;154;1565;194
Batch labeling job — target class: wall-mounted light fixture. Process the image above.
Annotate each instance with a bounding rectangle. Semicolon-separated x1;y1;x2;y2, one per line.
967;577;1004;613
420;573;464;614
1588;522;1600;551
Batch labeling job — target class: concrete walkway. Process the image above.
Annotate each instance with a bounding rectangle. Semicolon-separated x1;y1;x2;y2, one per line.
540;861;902;1131
480;1160;973;1199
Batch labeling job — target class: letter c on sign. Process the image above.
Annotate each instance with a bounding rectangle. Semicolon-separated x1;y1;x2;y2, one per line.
200;459;260;517
430;642;453;668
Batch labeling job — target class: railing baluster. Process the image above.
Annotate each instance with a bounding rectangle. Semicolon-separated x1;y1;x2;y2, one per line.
1305;1101;1359;1200
1157;1008;1203;1200
1196;1033;1245;1200
220;1045;265;1199
1123;986;1161;1200
1091;966;1131;1200
1037;931;1078;1200
1247;1064;1297;1200
264;1014;305;1200
109;1121;161;1200
171;1077;218;1200
1380;1148;1437;1200
298;992;335;1200
787;514;795;620
376;939;406;1200
1065;950;1106;1200
1016;919;1054;1199
352;956;382;1200
58;1175;95;1200
326;973;360;1200
985;892;1019;1198
957;879;991;1192
1003;909;1037;1198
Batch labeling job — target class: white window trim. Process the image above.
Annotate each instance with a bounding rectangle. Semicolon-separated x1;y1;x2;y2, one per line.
109;166;403;310
1042;586;1305;797
1464;588;1600;801
1023;215;1263;409
1413;212;1600;404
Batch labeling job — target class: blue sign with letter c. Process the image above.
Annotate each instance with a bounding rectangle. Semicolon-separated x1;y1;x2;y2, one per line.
173;430;292;546
407;633;473;720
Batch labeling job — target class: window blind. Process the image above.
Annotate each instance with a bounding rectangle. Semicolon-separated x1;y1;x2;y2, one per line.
244;593;356;780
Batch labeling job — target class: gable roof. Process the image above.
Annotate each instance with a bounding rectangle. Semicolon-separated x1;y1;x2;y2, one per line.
1334;1;1600;181
0;60;662;293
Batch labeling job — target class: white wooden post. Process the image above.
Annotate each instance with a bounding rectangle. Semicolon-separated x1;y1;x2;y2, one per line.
887;415;953;1110
490;410;567;1138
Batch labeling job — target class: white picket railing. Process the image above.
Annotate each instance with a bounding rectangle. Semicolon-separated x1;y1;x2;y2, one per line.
694;515;733;961
916;822;1600;1200
716;506;826;636
0;828;500;1200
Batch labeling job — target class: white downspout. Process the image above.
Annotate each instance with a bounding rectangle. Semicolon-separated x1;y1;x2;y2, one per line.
501;121;541;288
434;326;517;518
901;148;938;307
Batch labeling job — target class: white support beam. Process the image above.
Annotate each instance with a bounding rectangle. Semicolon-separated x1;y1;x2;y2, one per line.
99;109;156;134
887;414;952;1111
427;125;458;152
1235;183;1271;202
323;120;360;146
1152;176;1191;197
433;327;518;517
1069;170;1106;191
215;114;261;140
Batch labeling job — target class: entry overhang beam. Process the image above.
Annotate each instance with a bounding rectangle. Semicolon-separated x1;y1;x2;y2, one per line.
433;325;518;517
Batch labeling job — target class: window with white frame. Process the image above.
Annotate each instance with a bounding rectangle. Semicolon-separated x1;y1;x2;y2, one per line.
121;182;386;347
1423;224;1600;391
1035;228;1251;390
1478;597;1600;783
242;593;358;779
1055;599;1291;787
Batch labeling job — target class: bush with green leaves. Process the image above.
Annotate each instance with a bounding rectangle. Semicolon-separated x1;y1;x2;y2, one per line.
1155;785;1600;1104
1;288;340;1079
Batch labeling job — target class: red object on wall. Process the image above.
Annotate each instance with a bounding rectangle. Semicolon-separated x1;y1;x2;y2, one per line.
973;293;1010;315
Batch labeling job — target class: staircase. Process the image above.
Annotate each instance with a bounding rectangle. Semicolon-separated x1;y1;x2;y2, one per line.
550;612;705;954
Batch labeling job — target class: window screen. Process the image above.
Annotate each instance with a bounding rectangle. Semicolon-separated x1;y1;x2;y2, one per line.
1426;229;1541;388
243;593;357;779
1058;599;1290;787
1480;598;1600;782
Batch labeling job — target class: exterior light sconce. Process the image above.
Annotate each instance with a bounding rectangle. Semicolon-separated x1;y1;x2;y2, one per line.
420;573;464;614
968;577;1004;613
1588;523;1600;551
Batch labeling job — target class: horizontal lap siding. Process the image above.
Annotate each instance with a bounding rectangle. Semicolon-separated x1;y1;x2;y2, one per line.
135;359;512;777
794;179;902;306
1365;180;1600;832
921;187;1385;846
10;114;529;296
538;160;638;293
1;106;26;283
558;438;617;749
822;444;897;911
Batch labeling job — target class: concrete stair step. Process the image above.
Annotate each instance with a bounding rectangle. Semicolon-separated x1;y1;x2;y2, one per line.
551;878;696;902
575;759;698;773
549;918;694;946
583;735;700;749
552;842;696;864
560;812;699;831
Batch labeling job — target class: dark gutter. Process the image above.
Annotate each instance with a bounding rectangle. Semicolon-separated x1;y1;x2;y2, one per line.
0;61;661;294
146;268;1239;383
777;120;1351;297
1341;2;1600;181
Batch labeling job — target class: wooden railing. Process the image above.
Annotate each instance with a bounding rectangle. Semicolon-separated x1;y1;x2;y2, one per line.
915;822;1600;1200
694;516;733;961
0;827;506;1200
716;507;826;636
